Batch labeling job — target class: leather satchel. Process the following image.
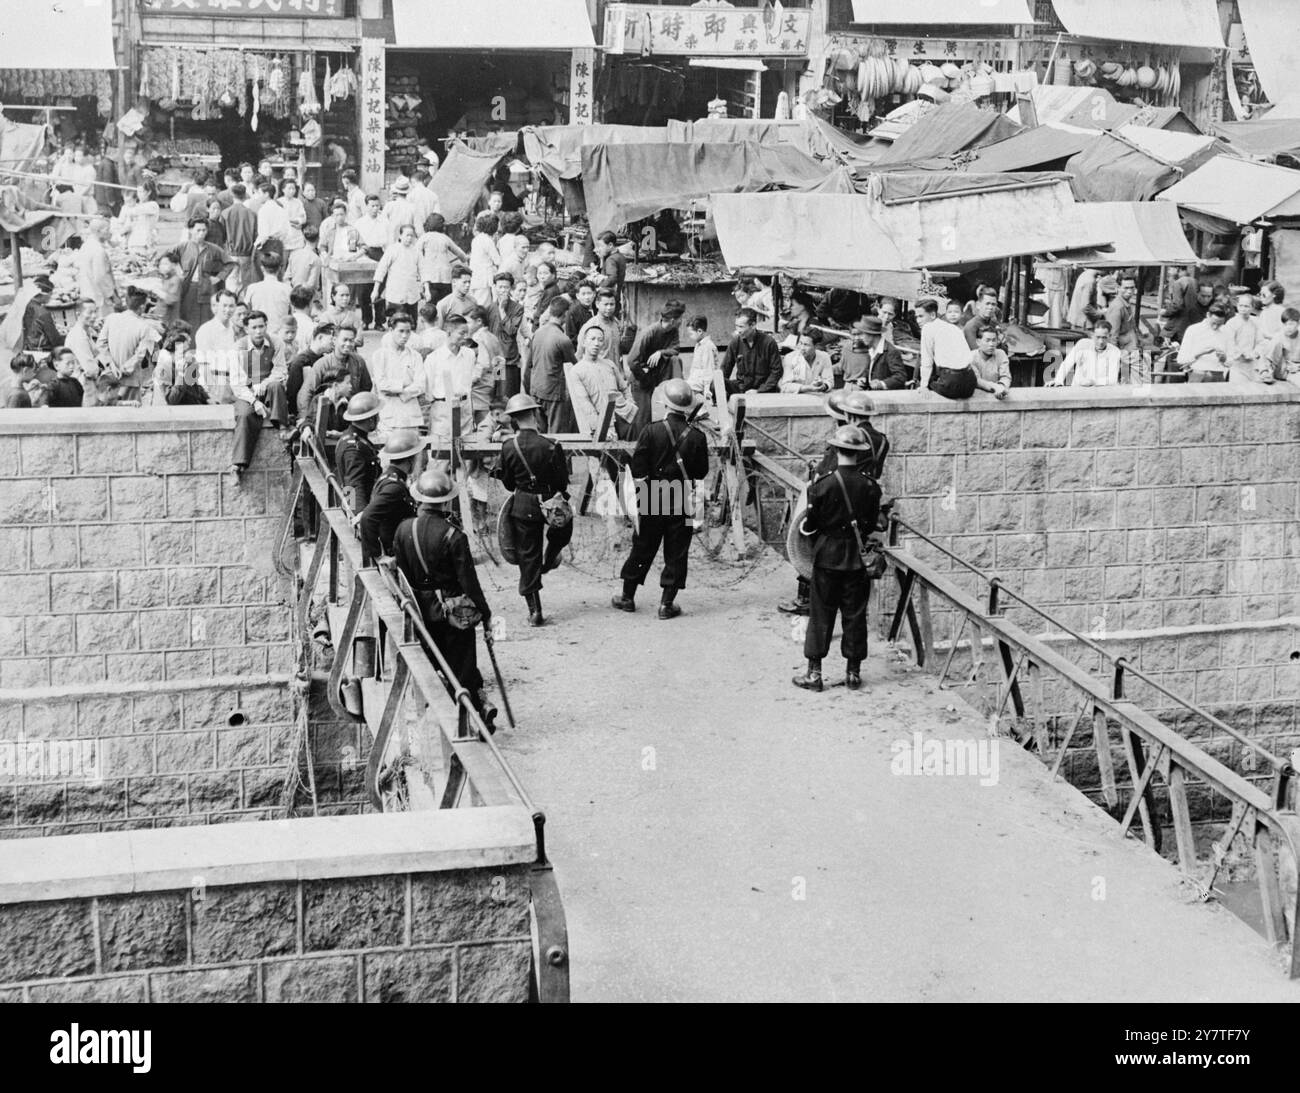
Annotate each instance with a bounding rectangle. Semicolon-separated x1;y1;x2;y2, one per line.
411;516;483;631
833;471;887;579
511;437;573;528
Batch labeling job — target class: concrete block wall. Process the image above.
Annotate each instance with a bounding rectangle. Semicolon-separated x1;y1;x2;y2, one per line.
0;809;538;1003
0;408;332;835
748;387;1300;820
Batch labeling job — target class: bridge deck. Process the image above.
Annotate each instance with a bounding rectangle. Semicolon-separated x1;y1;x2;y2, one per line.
479;550;1297;1002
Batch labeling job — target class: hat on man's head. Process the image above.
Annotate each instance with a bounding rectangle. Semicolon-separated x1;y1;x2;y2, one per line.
32;276;54;293
390;177;411;195
852;316;884;336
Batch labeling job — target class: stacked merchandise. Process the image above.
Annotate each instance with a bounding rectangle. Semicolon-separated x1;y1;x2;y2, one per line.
386;73;423;175
0;70;114;114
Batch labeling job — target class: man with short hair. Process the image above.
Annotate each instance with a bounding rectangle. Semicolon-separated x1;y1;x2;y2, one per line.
287;322;337;416
1165;281;1214;344
65;298;102;374
719;307;782;397
426;314;478;440
487;271;525;399
779;331;834;394
242;253;293;332
254;181;289;253
683;315;718;397
626;302;686;435
918;297;976;397
564;280;597;343
370;311;426;432
20;276;63;353
300;181;328;234
165;216;234;329
970;325;1011;399
314;323;371;395
289;286;316;357
527;297;579;435
592;231;626;302
320;199;358;262
465;305;504;418
570;326;636;439
1106;273;1147;383
436;265;477;329
1176;304;1231;382
223;306;290;476
77;217;118;317
408;168;440;227
220;183;258;294
289;224;322;299
1224;292;1266;383
963;292;1002;349
96;286;163;403
579;288;621;368
1050;320;1122;387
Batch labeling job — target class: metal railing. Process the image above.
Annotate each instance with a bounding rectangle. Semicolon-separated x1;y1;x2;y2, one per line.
282;437;570;1002
879;512;1300;977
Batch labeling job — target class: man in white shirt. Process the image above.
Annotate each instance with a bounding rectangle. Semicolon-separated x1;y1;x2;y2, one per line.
226;309;290;476
1176;304;1231;382
1223;292;1267;383
241;253;293;332
380;300;447;358
369;311;426;433
570;326;637;439
77;219;118;317
684;314;718;395
383;177;420;244
195;288;240;403
918;297;976;397
253;182;288;251
426;314;478;440
354;194;391;257
1050;320;1122;388
408;168;440;230
778;331;833;394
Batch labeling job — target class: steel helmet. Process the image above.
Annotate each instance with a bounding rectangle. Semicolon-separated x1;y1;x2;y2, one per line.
662;378;699;414
381;429;425;460
828;424;870;452
824;389;851;422
410;467;458;504
842;389;876;419
342;391;379;421
504;393;540;416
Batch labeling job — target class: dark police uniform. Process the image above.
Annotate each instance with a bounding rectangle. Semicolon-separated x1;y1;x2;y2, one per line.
335;425;381;514
803;466;882;666
621;414;709;592
358;466;416;563
497;427;573;596
393;511;491;701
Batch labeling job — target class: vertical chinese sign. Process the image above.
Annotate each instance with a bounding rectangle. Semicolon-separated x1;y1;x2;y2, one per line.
569;48;595;125
360;38;386;195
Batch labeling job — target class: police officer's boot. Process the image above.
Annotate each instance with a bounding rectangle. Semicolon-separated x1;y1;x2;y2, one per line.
657;588;681;620
846;661;862;691
476;688;499;735
525;592;544;627
792;658;823;692
611;580;637;613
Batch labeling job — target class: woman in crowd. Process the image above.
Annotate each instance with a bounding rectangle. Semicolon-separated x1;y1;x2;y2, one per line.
120;181;161;252
469;212;501;306
418;212;468;305
279;178;307;257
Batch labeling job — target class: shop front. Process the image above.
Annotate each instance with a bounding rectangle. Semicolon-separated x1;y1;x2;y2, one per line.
600;2;814;125
361;0;597;194
133;0;361;194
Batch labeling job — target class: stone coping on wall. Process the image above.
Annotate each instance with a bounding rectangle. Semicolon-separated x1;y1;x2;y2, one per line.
0;807;538;905
0;406;236;435
742;386;1300;419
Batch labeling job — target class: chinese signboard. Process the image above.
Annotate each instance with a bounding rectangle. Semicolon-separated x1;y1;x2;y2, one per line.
603;3;810;57
142;0;346;16
569;48;595;125
359;37;385;195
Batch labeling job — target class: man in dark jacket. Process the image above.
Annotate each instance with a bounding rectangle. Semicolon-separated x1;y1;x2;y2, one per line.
846;317;911;391
22;277;63;353
611;379;709;619
334;391;381;514
488;271;525;399
720;307;782;396
625;300;685;437
496;393;572;626
393;467;496;730
793;425;882;692
358;430;421;563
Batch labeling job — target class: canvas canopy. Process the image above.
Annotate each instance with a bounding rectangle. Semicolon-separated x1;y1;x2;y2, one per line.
711;192;922;299
1157;156;1300;224
1049;0;1224;51
666;119;812;152
581;141;828;233
875;103;1022;166
429;142;509;226
1236;1;1300;118
1065;134;1186;203
1043;202;1200;266
872;171;1072;205
521;124;669;192
1213;117;1300;160
0;2;115;69
850;0;1034;22
939;123;1097;173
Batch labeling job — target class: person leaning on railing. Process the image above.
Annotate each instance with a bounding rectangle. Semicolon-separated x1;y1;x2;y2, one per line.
1175;304;1231;383
1048;320;1122;388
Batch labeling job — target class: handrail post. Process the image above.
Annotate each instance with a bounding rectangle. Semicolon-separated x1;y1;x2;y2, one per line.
987;577;1001;617
887;509;901;548
1113;657;1127;701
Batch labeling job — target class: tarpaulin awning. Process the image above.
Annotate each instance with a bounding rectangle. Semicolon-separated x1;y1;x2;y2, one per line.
1049;0;1224;50
429;142;509;226
875;103;1022;165
804;115;890;168
850;0;1035;23
871;179;1111;267
1065;133;1186;203
1115;125;1221;168
390;0;596;49
581;141;828;233
522;124;669;191
0;0;116;69
666;119;811;151
957;123;1098;173
1157;157;1300;224
1043;202;1199;266
1237;0;1300;118
1213;117;1300;159
711;192;922;298
874;171;1072;205
1007;86;1130;129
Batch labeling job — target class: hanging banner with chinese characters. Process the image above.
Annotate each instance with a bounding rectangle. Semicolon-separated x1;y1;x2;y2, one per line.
603;3;810;57
359;38;386;195
142;0;347;16
569;49;595;125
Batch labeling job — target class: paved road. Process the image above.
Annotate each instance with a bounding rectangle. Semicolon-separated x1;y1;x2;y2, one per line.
485;544;1296;1002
